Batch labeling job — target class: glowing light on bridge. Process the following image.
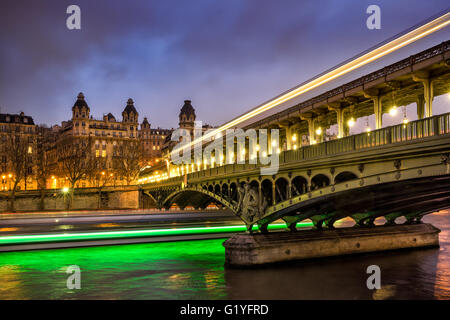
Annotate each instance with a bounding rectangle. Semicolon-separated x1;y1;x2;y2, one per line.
347;118;355;127
172;11;450;155
315;127;322;135
389;106;398;116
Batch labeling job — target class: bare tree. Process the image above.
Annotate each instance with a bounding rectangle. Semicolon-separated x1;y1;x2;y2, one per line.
58;136;94;208
86;156;114;208
86;156;109;188
35;127;53;210
113;139;142;185
4;134;29;211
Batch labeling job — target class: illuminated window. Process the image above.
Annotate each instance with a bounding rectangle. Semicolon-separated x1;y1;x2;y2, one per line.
102;150;106;158
95;150;100;157
27;146;32;154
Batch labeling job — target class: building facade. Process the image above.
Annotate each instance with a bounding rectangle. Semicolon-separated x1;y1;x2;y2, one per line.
1;93;173;190
141;100;214;182
140;117;172;166
0;112;37;191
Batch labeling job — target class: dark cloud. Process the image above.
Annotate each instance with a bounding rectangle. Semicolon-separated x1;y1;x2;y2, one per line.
0;0;448;128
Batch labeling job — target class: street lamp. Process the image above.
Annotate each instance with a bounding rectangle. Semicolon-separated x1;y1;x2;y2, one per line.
62;186;70;210
315;127;322;135
347;117;355;127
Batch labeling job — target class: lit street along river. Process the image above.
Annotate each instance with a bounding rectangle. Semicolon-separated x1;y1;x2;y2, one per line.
0;211;448;299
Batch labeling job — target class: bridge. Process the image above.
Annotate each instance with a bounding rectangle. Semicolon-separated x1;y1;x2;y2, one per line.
140;40;450;235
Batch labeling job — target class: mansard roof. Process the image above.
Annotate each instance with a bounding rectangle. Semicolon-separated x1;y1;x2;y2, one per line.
72;92;89;111
179;100;196;119
107;113;116;121
123;98;138;115
0;112;35;125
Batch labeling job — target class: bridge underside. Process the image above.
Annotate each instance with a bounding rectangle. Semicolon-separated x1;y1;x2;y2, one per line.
266;174;450;230
147;173;450;232
144;189;228;210
164;190;225;210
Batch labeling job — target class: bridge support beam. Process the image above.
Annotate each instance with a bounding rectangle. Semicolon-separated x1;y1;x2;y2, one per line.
417;94;425;119
300;114;316;145
413;72;434;118
283;125;292;151
364;89;382;129
267;128;272;154
223;223;440;266
328;103;345;138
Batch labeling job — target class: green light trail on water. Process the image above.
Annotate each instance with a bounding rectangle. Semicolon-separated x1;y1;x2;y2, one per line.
0;222;313;245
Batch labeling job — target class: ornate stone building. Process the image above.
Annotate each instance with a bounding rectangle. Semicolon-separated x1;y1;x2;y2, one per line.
0;112;37;191
143;100;214;181
45;93;171;188
1;93;173;190
140;117;172;165
161;100;199;159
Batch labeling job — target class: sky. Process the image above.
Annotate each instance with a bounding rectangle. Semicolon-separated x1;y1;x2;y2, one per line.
0;0;449;129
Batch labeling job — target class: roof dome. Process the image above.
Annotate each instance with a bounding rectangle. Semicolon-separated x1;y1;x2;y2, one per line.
123;98;138;115
72;92;89;111
179;100;196;119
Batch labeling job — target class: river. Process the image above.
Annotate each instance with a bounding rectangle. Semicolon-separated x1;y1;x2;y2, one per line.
0;211;448;299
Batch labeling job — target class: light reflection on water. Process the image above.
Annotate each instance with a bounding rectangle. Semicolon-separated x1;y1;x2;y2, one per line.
0;211;448;299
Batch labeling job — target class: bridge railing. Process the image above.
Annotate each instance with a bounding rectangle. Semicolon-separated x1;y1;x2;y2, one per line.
144;112;450;187
282;112;450;164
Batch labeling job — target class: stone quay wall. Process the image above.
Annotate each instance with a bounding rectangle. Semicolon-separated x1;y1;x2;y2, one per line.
0;186;140;212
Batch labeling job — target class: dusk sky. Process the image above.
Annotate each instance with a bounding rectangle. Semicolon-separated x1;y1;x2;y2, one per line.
1;1;449;129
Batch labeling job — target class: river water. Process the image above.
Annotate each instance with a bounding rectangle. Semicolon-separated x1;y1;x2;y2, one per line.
0;211;448;300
